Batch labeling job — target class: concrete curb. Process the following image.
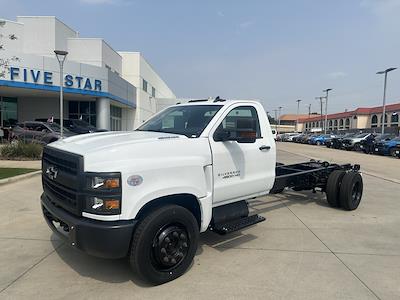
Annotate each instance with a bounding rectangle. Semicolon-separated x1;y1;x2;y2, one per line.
0;170;41;186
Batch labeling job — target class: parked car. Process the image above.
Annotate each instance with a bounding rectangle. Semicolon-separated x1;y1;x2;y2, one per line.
12;121;75;144
359;133;394;154
373;136;400;157
328;133;354;149
35;118;106;134
393;144;400;158
341;133;373;151
309;134;336;145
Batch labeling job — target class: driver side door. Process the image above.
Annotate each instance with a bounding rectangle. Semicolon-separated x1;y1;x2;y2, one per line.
209;104;275;206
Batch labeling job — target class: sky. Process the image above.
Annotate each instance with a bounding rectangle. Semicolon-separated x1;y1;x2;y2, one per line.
1;0;400;115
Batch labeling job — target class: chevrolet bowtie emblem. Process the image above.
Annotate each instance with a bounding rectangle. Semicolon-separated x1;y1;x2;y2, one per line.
46;166;58;180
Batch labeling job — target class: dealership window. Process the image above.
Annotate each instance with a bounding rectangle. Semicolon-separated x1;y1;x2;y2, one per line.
152;86;156;97
380;114;388;127
391;113;399;127
339;119;344;129
371;115;378;127
334;120;338;129
69;101;96;127
110;105;122;131
345;118;350;129
142;79;148;92
328;120;332;129
0;97;18;127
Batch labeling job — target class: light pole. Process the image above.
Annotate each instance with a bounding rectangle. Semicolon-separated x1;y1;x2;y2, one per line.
377;67;397;135
315;97;324;132
296;99;301;132
323;89;332;134
278;106;282;134
273;109;278;134
54;50;68;139
307;104;311;117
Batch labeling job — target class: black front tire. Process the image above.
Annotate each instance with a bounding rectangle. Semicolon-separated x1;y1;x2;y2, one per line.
326;170;346;208
129;205;199;285
339;172;363;210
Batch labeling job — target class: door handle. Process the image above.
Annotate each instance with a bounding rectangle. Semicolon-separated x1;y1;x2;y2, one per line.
259;145;271;151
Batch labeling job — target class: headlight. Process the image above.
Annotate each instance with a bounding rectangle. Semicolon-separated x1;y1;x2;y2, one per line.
87;174;120;190
85;196;121;215
84;172;122;215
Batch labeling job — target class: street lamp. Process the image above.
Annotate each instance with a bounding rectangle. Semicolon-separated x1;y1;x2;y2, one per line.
377;67;396;135
315;97;324;132
296;99;302;132
323;89;332;134
54;50;68;139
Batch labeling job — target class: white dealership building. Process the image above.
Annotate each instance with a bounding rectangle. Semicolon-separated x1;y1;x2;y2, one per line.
0;16;176;131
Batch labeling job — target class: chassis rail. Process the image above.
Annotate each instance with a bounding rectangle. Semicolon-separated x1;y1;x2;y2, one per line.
271;160;360;193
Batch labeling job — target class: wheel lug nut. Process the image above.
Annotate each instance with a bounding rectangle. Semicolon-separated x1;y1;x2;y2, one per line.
180;234;186;240
163;257;169;263
171;258;176;264
173;232;179;238
161;248;166;254
182;242;188;248
165;237;170;243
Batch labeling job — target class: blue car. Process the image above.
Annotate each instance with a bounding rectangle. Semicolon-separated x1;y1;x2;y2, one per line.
310;134;336;146
374;136;400;156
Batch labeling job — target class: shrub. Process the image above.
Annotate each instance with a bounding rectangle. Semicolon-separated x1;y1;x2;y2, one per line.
0;142;43;160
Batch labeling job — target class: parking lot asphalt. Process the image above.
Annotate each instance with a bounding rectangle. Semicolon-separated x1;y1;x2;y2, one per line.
1;144;399;299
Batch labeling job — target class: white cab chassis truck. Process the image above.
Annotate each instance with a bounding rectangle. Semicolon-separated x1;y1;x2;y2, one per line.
41;98;363;284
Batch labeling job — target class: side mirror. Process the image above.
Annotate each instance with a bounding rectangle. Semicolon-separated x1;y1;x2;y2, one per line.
214;130;230;142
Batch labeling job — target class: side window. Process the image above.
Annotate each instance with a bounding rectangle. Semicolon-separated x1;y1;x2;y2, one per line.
216;106;262;138
34;124;48;132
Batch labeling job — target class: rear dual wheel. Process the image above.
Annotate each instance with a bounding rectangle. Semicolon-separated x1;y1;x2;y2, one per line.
326;171;363;210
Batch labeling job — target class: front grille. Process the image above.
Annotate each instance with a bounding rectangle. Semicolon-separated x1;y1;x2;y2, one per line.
42;146;84;215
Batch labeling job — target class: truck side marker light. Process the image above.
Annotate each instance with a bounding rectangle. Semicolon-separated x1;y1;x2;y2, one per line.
127;175;143;186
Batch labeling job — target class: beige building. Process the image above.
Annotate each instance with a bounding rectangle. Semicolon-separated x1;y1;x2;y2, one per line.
298;103;400;132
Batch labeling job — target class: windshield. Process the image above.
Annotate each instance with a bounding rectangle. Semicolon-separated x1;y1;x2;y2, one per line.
137;105;222;138
46;122;71;133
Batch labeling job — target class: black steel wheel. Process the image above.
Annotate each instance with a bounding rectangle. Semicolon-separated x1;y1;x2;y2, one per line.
129;205;199;285
354;143;361;151
326;170;346;208
339;172;363;210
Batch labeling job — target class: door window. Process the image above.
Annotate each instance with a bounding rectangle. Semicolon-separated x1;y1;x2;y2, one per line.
215;106;261;140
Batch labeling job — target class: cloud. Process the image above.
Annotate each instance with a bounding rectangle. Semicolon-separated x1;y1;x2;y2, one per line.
328;71;348;79
217;11;225;17
239;20;255;29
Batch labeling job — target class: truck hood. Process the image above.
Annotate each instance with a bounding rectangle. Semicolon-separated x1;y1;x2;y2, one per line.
49;130;186;155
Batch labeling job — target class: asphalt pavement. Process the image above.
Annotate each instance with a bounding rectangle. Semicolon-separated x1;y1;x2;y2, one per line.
0;143;399;299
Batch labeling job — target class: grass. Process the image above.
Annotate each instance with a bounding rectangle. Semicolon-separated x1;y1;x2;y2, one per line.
0;142;43;160
0;168;39;180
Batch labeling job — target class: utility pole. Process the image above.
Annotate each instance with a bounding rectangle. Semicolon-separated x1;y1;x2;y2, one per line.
323;89;332;134
315;97;324;132
307;104;311;117
273;109;278;134
278;106;282;134
296;99;302;132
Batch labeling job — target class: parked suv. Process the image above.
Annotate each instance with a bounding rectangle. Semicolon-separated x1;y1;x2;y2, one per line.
374;136;400;157
12;121;75;144
35;119;106;134
359;133;394;154
341;133;373;151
